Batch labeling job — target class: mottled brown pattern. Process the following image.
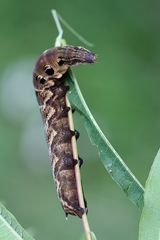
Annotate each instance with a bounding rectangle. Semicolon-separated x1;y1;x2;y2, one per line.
33;46;95;218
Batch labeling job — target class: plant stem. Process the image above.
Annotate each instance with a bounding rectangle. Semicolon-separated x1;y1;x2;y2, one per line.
66;97;92;240
52;9;93;239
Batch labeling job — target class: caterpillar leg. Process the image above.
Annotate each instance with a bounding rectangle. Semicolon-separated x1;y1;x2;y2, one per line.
59;106;71;118
75;130;80;140
73;157;83;167
78;157;83;167
72;108;76;113
73;159;78;166
64;205;86;218
84;196;88;209
69;129;80;140
72;157;83;168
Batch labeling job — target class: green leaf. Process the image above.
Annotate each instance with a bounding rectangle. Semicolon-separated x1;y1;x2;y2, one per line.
139;148;160;240
66;70;144;210
0;202;35;240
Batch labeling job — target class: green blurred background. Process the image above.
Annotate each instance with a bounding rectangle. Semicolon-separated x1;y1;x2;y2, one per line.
0;1;160;239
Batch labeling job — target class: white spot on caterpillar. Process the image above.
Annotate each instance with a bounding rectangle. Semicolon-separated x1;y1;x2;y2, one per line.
47;128;57;157
51;154;59;165
46;107;55;122
43;90;53;108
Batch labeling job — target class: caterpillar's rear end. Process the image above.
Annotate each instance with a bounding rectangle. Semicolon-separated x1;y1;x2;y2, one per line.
33;45;95;218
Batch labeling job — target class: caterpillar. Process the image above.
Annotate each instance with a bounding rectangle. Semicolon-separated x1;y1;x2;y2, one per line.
33;45;95;218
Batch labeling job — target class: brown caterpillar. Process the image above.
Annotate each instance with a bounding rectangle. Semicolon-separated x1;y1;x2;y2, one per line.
33;45;95;218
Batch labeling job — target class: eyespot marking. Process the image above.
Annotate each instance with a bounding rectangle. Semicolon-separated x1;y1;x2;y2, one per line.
58;59;65;66
44;65;55;75
38;76;46;84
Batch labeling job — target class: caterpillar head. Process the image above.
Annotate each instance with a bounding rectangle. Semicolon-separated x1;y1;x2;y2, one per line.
33;45;96;90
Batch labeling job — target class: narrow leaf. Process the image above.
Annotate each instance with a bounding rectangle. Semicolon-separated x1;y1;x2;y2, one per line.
139;148;160;240
66;70;144;209
0;203;35;240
